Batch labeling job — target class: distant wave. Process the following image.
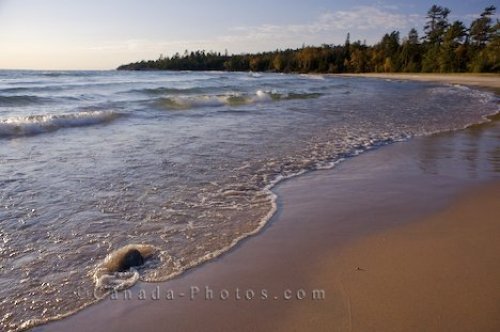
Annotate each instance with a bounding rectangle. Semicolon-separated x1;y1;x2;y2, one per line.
38;71;98;78
0;84;72;94
247;72;262;78
157;90;322;110
299;74;326;80
0;95;52;107
125;86;207;95
0;110;123;138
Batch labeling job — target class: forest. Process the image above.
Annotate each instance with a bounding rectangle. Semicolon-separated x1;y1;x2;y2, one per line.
118;5;499;73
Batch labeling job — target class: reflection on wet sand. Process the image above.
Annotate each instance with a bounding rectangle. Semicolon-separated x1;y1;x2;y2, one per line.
417;117;500;179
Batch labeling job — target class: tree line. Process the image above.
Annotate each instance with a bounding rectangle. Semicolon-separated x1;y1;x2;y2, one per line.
118;5;499;73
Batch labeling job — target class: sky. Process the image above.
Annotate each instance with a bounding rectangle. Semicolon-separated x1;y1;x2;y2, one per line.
0;0;497;70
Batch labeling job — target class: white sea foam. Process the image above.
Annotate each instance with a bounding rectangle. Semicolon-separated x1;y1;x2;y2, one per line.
158;90;322;110
159;91;271;109
299;74;325;80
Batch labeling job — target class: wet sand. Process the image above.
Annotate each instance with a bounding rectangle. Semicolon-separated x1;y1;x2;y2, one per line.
332;182;500;331
39;101;500;332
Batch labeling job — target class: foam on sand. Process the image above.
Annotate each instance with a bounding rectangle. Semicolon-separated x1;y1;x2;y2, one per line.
93;244;157;292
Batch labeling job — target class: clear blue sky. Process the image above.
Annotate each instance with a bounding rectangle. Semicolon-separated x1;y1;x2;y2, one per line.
0;0;497;69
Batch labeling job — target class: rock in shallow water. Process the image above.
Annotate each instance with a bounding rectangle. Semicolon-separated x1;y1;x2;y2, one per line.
118;249;144;271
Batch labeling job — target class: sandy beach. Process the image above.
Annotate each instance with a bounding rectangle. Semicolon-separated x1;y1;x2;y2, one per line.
339;73;500;94
39;76;500;332
333;182;500;331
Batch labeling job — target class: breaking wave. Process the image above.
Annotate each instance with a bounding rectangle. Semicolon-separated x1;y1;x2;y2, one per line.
126;86;207;95
0;110;123;138
157;90;322;110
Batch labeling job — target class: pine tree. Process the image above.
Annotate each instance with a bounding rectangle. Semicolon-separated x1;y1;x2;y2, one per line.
422;5;451;72
470;6;496;47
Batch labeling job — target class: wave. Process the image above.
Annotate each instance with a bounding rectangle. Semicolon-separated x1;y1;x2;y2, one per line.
0;95;52;107
125;86;207;95
299;74;326;80
248;72;262;78
0;86;65;94
0;110;123;138
157;90;322;110
37;71;101;78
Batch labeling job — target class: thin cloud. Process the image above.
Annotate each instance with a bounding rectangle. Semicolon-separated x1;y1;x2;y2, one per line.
226;6;422;47
317;6;421;31
77;5;425;66
79;6;426;60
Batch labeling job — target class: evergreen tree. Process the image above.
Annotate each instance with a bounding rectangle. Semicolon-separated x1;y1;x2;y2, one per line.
469;6;498;72
424;5;451;45
422;5;451;72
117;4;499;74
470;6;496;47
439;21;467;72
400;28;422;72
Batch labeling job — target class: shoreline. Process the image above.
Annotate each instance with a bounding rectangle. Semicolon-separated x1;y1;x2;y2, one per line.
337;73;500;94
41;93;500;332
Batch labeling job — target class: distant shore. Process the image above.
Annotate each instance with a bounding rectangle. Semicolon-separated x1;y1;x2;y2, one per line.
338;73;500;94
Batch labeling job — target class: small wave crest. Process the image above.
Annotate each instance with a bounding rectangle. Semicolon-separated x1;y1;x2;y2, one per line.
0;110;123;138
157;90;322;110
299;74;326;80
126;86;206;95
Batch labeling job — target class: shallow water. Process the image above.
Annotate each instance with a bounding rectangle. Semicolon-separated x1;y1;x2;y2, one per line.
0;70;498;331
